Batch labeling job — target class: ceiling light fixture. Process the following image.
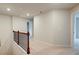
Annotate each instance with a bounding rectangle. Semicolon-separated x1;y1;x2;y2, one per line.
6;8;11;11
26;13;30;16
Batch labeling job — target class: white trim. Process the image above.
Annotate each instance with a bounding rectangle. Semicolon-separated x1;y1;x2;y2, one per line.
71;12;75;48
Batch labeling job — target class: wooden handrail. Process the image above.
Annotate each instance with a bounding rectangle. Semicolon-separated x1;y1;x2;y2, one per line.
13;30;30;54
13;31;28;35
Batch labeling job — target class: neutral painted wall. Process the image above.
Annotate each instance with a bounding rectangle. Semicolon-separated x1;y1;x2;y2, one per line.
0;15;13;54
34;9;71;47
0;15;28;54
12;16;27;32
12;41;27;55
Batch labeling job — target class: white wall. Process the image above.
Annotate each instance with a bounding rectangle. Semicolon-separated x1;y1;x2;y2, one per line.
34;9;71;47
12;41;27;55
0;15;28;55
0;15;13;54
12;16;27;32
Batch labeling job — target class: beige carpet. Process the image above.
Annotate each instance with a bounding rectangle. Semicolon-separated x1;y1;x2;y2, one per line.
29;40;79;55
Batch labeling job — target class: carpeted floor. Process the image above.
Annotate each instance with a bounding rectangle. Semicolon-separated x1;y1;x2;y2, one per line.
29;40;79;55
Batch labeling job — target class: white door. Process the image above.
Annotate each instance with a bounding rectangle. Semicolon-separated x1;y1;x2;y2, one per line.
74;15;79;48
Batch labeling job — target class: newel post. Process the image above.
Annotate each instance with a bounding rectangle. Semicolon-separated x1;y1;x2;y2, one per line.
17;30;19;45
27;32;30;54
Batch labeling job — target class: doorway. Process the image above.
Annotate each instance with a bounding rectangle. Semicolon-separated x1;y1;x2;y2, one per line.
27;18;33;40
74;13;79;48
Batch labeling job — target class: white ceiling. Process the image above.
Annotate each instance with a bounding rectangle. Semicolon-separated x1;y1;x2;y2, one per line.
0;3;78;18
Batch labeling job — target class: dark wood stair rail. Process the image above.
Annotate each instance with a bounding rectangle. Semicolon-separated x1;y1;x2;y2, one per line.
13;31;30;54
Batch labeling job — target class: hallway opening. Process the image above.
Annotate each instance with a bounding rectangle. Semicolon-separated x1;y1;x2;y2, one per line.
73;13;79;48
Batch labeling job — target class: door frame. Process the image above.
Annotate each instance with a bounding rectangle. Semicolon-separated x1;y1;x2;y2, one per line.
72;12;79;48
